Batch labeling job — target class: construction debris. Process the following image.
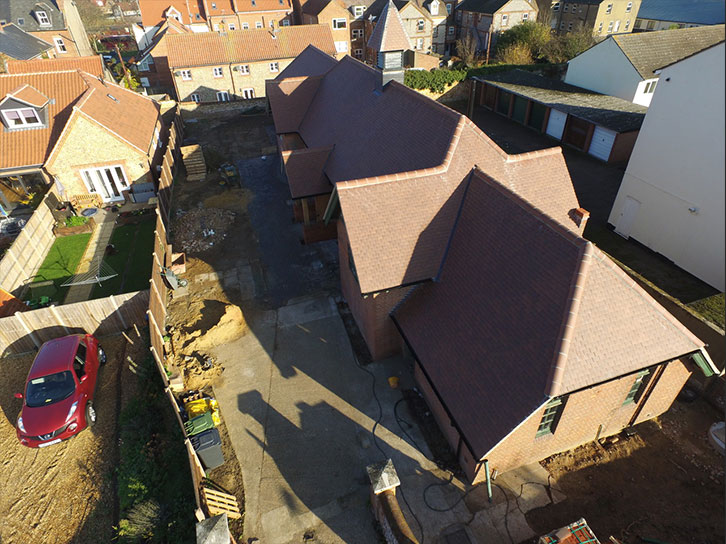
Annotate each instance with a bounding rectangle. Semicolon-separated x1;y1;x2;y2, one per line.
173;208;236;253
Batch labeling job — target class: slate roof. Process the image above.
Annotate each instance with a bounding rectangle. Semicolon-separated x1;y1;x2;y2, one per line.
6;55;105;76
475;70;647;132
166;25;336;67
367;0;413;52
393;169;710;459
0;0;66;31
611;25;725;77
282;146;333;198
0;70;159;171
274;43;337;79
456;0;526;14
0;23;53;60
637;0;725;25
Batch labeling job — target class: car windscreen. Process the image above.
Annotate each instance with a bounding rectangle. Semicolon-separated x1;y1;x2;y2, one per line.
25;371;76;408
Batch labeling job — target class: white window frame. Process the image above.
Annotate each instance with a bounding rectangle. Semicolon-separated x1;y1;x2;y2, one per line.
607;20;614;32
138;57;150;71
335;40;348;52
269;61;279;72
448;26;454;36
522;12;528;20
597;21;603;33
241;88;255;99
352;28;363;39
613;19;620;32
213;66;224;78
552;1;560;11
242;22;250;29
445;3;451;14
1;108;43;128
626;1;632;12
567;21;573;31
605;3;612;14
239;64;250;74
281;19;290;26
416;37;423;49
154;127;162;149
54;37;67;53
332;18;347;29
560;21;565;29
80;165;128;202
624;19;630;30
255;21;263;28
353;5;364;17
180;69;192;80
501;13;508;25
216;91;230;102
140;76;150;87
36;10;51;26
354;48;363;58
417;18;424;31
228;22;236;30
563;3;568;12
191;93;201;103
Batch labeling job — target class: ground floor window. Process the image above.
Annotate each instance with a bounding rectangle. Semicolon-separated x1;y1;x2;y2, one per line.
80;165;128;202
191;93;200;103
241;88;255;99
216;91;230;102
536;396;566;437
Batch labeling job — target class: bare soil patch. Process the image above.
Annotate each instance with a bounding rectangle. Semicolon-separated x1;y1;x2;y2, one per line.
525;398;724;544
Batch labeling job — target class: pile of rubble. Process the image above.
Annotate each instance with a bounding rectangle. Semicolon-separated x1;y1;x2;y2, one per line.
173;207;236;253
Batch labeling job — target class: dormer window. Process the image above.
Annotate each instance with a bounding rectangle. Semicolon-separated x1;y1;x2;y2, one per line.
353;5;364;17
36;10;51;26
2;108;43;128
429;0;439;16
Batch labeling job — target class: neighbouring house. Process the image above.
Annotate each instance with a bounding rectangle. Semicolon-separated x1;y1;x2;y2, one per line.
112;0;142;18
365;0;412;68
608;41;725;291
5;55;111;80
455;0;538;55
634;0;724;33
0;0;94;57
135;15;189;95
365;0;435;55
0;70;163;207
545;0;641;37
470;70;646;163
564;24;725;106
267;44;717;481
134;0;294;49
166;25;336;103
300;0;352;57
0;23;55;69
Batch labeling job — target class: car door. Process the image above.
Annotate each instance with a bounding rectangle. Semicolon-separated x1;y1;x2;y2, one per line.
73;340;93;399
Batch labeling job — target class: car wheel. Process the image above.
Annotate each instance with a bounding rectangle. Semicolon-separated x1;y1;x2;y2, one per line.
98;346;107;366
86;402;97;427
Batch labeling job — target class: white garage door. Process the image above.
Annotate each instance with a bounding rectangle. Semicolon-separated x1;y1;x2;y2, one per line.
546;109;567;140
588;126;617;161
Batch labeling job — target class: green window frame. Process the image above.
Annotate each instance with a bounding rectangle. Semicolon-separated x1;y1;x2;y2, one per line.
623;369;650;406
536;397;566;437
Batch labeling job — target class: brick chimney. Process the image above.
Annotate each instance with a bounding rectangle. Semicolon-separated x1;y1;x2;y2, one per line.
571;207;590;229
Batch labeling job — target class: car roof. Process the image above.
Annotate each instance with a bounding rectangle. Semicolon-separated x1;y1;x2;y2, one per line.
28;335;82;378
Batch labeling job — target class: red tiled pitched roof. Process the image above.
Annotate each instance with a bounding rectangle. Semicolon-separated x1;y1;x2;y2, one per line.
233;0;292;13
274;44;338;80
367;0;413;53
0;287;27;318
282;146;333;198
267;76;325;133
139;0;206;27
7;84;50;107
393;170;708;459
6;56;105;77
166;25;336;67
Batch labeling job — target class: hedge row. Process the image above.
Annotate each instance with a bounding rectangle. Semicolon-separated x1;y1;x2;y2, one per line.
404;63;563;93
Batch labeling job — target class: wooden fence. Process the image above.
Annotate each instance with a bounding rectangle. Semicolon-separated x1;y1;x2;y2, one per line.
0;290;149;354
0;191;57;295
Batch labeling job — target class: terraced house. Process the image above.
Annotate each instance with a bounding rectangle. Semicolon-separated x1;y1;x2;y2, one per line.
455;0;538;54
0;70;163;207
544;0;642;36
166;25;336;103
267;44;718;480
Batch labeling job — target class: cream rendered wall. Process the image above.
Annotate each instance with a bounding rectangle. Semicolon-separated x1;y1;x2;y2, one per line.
608;43;725;290
565;37;643;102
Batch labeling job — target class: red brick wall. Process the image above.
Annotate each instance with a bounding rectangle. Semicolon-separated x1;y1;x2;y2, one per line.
480;357;693;479
338;220;408;360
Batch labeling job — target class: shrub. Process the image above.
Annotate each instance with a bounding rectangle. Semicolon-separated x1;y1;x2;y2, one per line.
404;68;466;93
65;216;89;227
495;21;552;61
497;43;534;65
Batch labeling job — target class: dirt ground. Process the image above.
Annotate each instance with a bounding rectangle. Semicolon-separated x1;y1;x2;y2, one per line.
0;335;127;544
526;397;725;544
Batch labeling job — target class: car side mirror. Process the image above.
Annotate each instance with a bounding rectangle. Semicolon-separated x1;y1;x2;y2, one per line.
14;393;23;399
80;374;88;383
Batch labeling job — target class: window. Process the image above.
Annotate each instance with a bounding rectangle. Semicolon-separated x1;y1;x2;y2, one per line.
238;64;250;74
536;397;566;437
597;21;603;33
335;40;348;52
269;61;279;72
432;26;438;37
646;20;655;30
191;93;200;103
613;19;620;31
352;28;363;39
242;22;249;29
282;19;290;25
571;3;577;12
624;19;630;30
567;21;573;31
180;69;192;80
216;91;230;102
416;37;423;49
229;22;236;29
140;76;150;86
607;20;614;33
446;2;451;14
74;342;87;379
213;66;224;77
417;18;424;31
643;80;657;93
252;0;256;5
623;370;651;405
501;13;508;25
36;10;50;25
269;20;275;28
138;57;150;71
522;12;528;20
154;127;162;149
560;20;565;29
80;166;128;201
552;1;560;11
354;48;363;58
563;3;568;12
213;23;220;31
1;108;43;128
626;1;632;12
353;5;364;17
605;2;612;14
448;26;454;36
634;19;641;28
332;18;347;29
54;37;67;53
255;21;263;28
241;88;255;99
212;2;216;7
17;17;25;25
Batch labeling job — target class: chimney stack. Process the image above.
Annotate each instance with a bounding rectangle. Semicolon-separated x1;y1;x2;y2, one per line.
571;207;590;229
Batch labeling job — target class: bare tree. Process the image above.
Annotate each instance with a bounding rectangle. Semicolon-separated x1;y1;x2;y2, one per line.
456;30;479;67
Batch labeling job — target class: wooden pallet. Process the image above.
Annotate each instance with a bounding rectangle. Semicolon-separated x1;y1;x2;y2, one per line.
202;487;242;519
181;144;206;181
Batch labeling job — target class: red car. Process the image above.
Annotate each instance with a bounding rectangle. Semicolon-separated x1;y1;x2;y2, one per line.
15;334;106;448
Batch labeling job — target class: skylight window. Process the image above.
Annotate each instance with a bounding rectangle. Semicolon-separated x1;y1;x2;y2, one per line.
107;93;119;102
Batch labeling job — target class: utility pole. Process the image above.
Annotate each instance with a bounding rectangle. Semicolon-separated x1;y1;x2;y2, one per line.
114;43;131;87
485;27;492;64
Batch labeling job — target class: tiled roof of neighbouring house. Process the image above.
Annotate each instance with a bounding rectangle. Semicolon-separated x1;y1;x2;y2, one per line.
475;70;647;132
611;24;725;77
166;25;337;67
455;0;525;14
139;0;208;27
0;70;159;171
367;0;413;52
233;0;293;13
302;0;343;16
6;56;106;77
637;0;725;25
393;168;711;460
0;23;53;60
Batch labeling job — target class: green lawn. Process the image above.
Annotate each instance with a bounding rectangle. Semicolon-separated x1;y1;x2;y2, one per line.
90;218;156;299
29;233;92;303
